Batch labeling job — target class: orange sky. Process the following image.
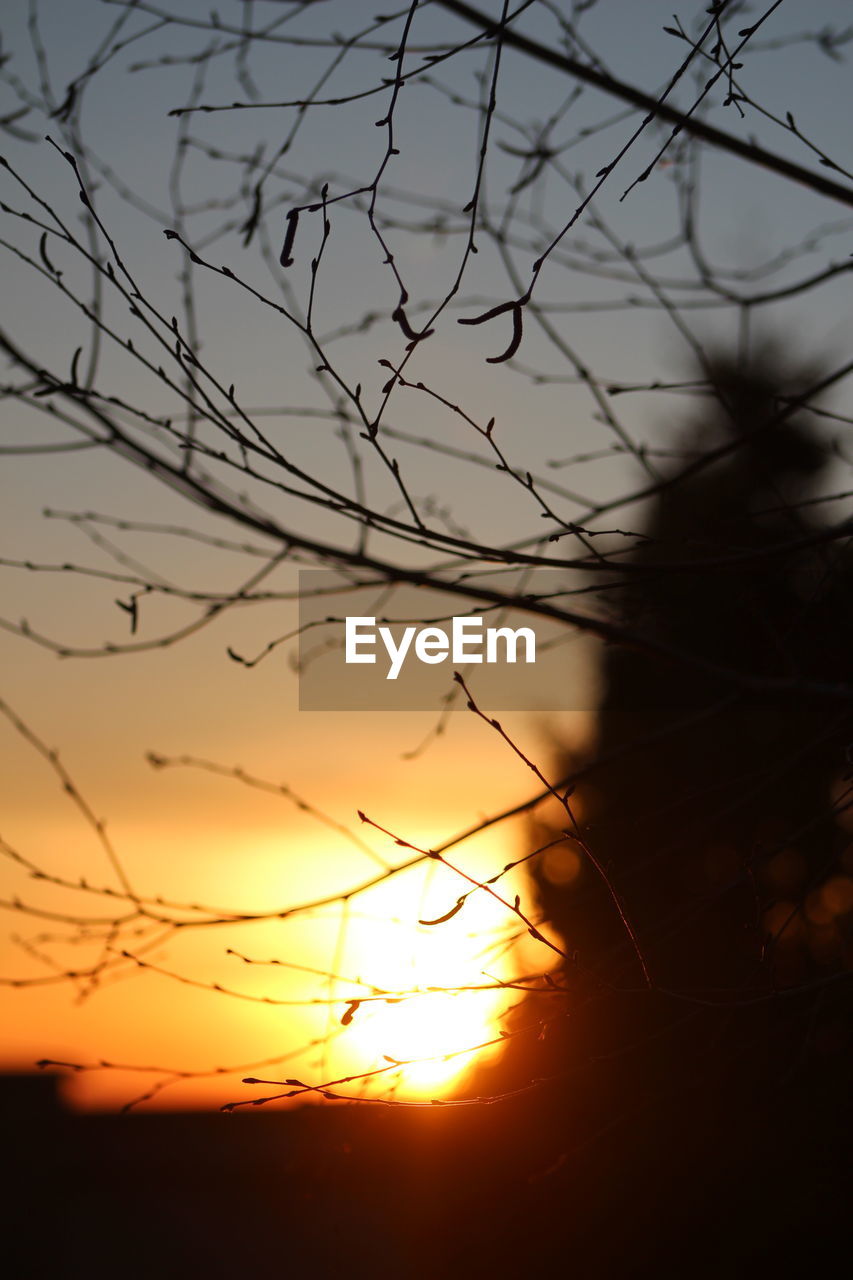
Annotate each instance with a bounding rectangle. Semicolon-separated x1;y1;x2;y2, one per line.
1;596;592;1110
8;0;851;1117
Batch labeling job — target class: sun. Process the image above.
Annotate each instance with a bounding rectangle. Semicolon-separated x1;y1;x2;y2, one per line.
346;988;503;1094
329;861;524;1099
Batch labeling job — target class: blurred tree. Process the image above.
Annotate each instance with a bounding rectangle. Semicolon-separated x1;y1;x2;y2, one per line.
535;349;853;995
488;350;853;1196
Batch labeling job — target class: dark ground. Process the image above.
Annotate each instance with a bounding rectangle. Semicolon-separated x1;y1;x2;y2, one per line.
3;1060;849;1280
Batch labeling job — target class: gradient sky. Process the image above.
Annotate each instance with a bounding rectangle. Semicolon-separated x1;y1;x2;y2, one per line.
2;0;852;1108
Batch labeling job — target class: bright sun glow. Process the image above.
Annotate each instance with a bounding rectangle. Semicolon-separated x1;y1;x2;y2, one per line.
348;989;501;1093
331;855;527;1099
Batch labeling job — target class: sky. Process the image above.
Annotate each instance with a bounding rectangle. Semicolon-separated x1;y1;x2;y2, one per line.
2;0;852;1108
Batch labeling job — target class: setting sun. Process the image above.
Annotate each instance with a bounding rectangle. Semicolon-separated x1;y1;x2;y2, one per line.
334;888;520;1097
346;990;501;1093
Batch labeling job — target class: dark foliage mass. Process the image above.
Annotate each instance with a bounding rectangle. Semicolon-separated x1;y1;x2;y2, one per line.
537;351;853;995
481;354;853;1246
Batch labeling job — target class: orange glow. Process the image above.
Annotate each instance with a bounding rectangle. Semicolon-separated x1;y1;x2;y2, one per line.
334;890;516;1097
540;843;582;887
345;990;503;1093
0;808;539;1109
762;848;807;895
820;876;853;918
804;888;835;928
1;679;588;1110
762;901;805;945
